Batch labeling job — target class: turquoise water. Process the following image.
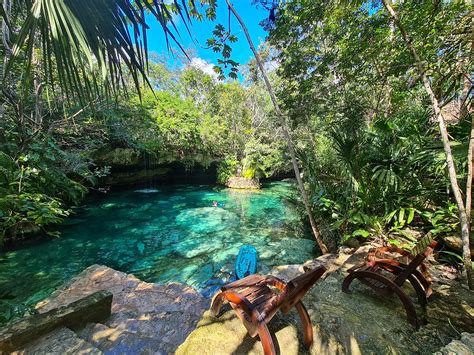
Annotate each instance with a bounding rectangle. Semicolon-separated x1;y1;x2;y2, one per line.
0;182;317;322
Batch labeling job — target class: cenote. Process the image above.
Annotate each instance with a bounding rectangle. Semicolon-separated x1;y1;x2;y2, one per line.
0;181;318;322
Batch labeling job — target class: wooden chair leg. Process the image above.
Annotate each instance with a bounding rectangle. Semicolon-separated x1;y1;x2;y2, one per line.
342;271;420;329
407;275;428;325
257;322;276;355
295;301;313;349
341;272;356;294
210;291;225;317
407;275;427;307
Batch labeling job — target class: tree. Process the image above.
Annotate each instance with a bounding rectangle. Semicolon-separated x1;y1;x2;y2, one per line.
381;0;472;290
267;0;471;268
225;0;329;254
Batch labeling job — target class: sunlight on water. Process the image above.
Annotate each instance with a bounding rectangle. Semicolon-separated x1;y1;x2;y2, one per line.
0;182;318;321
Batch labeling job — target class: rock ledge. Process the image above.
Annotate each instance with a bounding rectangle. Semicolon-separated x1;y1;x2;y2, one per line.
35;264;208;354
226;176;261;189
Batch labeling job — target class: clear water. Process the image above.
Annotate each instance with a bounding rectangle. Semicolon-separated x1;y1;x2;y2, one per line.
0;182;317;322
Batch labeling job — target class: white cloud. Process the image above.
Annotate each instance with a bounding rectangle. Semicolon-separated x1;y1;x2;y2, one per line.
189;57;218;79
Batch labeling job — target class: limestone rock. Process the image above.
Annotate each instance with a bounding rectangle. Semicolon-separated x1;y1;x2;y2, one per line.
93;148;140;167
76;323;163;354
14;327;101;354
35;265;208;353
226;176;261;189
441;235;474;254
434;333;474;355
0;291;112;352
178;247;474;354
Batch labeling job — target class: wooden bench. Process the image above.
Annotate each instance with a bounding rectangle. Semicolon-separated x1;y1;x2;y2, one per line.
342;235;437;329
210;266;327;355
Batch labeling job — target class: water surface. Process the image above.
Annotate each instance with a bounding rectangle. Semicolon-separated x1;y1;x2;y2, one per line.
0;182;317;322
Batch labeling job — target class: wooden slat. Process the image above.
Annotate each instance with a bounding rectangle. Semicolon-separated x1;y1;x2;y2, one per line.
246;287;271;301
223;275;263;290
253;293;275;308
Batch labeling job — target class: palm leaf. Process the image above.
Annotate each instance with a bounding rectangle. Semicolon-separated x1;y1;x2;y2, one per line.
3;0;194;104
0;3;11;29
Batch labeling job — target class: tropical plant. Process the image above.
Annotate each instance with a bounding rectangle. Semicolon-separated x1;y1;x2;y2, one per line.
269;0;473;286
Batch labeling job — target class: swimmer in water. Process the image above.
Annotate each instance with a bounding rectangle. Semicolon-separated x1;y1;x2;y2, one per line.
212;201;218;207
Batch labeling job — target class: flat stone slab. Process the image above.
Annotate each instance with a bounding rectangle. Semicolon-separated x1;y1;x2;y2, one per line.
178;250;474;354
36;265;208;353
14;327;101;354
0;291;111;352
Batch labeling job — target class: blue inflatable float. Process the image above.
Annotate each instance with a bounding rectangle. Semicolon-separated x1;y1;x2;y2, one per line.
235;245;257;279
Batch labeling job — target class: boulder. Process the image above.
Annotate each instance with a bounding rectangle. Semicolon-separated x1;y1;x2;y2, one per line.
441;235;474;254
226;176;261;189
35;265;208;354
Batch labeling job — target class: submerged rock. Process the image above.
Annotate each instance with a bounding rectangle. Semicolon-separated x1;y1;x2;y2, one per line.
175;207;240;233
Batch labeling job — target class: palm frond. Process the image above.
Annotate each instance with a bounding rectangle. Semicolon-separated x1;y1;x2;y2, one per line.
3;0;194;104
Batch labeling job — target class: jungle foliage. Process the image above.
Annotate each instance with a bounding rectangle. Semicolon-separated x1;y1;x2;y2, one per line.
0;0;472;282
268;0;472;254
0;54;287;242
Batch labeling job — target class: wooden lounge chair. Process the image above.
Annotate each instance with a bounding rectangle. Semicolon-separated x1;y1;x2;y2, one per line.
342;235;437;329
210;266;327;355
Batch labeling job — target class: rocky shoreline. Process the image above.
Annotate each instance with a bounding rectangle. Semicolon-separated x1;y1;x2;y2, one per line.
30;265;208;353
8;247;474;354
179;247;474;354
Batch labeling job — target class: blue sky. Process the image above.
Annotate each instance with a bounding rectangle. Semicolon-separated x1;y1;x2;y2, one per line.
144;1;270;73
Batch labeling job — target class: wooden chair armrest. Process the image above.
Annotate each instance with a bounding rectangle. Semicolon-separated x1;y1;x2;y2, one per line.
370;257;430;278
369;258;405;269
423;241;438;256
222;291;256;317
221;275;265;290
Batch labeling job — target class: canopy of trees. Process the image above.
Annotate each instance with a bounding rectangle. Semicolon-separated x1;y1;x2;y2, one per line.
0;0;472;287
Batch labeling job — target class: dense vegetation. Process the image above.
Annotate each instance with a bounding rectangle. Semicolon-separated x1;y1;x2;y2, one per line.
269;1;472;253
0;1;472;287
0;58;287;242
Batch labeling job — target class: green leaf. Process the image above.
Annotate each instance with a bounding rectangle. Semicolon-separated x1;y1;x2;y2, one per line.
407;208;415;224
352;229;371;238
398;208;405;224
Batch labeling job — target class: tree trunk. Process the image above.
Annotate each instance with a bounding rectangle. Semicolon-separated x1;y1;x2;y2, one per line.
382;0;473;289
462;13;473;227
225;0;329;254
466;115;473;226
